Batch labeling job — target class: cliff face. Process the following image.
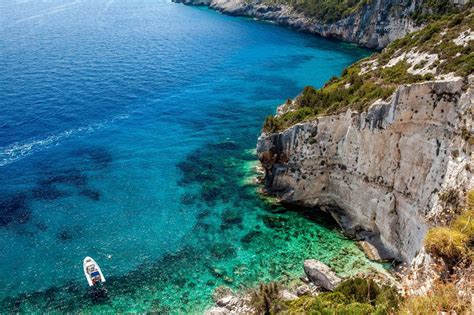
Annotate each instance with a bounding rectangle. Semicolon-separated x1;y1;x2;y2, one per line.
257;77;473;262
174;0;422;49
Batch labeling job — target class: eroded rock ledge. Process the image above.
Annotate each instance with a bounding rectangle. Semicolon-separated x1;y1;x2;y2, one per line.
257;77;473;263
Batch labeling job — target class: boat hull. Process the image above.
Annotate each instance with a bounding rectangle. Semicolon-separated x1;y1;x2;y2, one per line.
83;256;106;287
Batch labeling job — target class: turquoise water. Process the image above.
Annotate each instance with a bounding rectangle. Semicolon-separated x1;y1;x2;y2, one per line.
0;0;374;312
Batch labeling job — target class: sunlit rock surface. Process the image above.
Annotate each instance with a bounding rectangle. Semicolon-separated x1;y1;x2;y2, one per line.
257;77;473;262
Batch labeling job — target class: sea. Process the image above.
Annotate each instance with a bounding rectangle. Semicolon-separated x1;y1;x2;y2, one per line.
0;0;376;312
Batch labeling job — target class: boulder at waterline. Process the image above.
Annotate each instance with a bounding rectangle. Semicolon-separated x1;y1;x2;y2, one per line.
303;259;342;291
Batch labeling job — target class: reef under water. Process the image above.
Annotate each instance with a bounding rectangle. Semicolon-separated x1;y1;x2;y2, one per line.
1;141;384;313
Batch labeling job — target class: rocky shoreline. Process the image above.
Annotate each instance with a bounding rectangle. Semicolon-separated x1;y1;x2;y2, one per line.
172;0;422;49
172;1;473;312
205;259;398;314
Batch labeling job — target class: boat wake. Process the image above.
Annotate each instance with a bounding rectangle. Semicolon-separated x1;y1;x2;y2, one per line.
11;0;82;26
0;115;129;167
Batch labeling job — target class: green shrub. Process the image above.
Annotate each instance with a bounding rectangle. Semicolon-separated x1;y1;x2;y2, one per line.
263;115;282;133
399;283;470;314
334;278;380;303
425;189;474;272
451;190;474;244
410;0;460;24
267;0;371;23
420;25;441;42
263;107;314;132
334;278;400;312
452;209;474;242
334;302;375;314
467;190;474;210
249;282;283;314
285;294;320;313
284;278;400;314
425;227;468;262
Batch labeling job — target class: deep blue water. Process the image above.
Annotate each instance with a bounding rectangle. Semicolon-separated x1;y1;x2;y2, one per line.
0;0;372;312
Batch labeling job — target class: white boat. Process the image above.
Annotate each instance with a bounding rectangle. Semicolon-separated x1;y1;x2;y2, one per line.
83;256;106;287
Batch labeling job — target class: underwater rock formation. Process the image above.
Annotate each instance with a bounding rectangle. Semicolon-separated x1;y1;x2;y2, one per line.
0;193;31;227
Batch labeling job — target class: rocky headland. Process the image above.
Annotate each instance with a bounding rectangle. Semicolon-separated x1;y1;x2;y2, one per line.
172;0;468;49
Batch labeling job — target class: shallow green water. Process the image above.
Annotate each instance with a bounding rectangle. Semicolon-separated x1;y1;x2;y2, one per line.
2;144;383;313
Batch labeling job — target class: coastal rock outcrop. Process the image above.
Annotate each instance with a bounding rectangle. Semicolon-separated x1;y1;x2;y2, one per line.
303;259;342;291
257;77;473;263
206;294;255;314
172;0;467;49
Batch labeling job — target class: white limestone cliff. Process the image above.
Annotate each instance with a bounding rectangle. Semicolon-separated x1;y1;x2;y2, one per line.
257;77;473;263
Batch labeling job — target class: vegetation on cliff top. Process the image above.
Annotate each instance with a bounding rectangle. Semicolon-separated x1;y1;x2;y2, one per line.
265;0;462;24
265;0;370;23
410;0;467;24
263;9;473;133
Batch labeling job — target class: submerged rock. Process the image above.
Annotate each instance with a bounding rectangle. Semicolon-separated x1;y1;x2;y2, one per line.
210;243;236;259
73;147;113;169
222;276;234;284
57;230;74;241
207;293;254;314
262;214;288;229
240;230;262;244
180;193;196;205
303;259;342;291
40;169;87;187
56;226;81;242
32;185;70;201
79;189;100;201
197;209;211;220
201;183;223;203
221;209;243;228
0;193;31;227
212;141;240;151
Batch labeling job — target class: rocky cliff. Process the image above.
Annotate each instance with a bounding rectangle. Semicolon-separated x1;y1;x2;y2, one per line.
256;8;473;263
172;0;465;49
257;77;473;263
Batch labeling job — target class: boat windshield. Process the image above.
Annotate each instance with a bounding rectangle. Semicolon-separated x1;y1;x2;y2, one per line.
91;271;100;277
